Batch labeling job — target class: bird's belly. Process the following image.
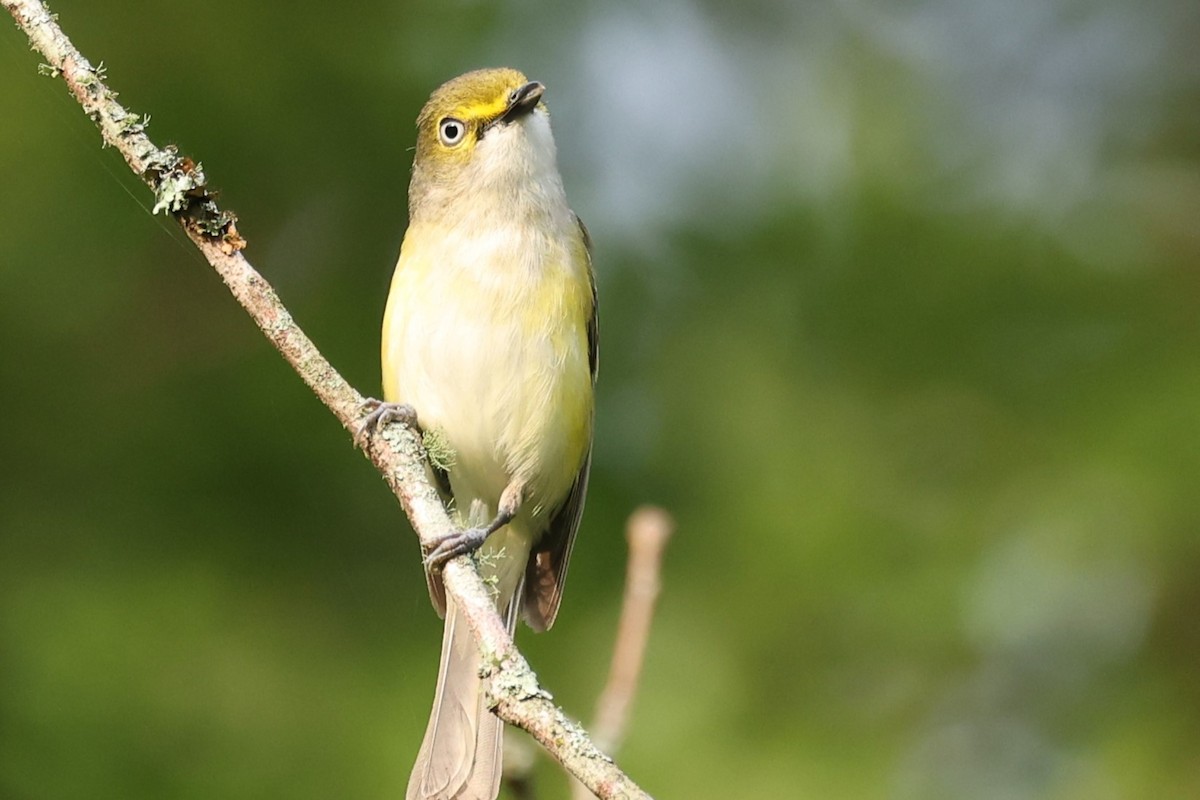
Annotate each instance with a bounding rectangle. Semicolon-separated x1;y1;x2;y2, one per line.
382;235;591;524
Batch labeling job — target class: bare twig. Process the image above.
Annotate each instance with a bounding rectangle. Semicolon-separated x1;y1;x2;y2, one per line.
571;507;674;800
594;506;674;752
2;2;649;797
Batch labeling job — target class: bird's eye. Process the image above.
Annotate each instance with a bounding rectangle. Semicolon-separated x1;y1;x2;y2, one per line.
438;118;466;146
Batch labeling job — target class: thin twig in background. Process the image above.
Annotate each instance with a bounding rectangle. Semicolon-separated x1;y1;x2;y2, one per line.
571;506;674;800
1;1;650;797
593;506;675;752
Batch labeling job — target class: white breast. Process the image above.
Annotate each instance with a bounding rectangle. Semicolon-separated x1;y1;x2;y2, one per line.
383;216;589;528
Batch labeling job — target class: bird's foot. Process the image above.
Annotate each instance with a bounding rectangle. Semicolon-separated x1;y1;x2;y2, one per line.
424;526;491;570
354;399;418;451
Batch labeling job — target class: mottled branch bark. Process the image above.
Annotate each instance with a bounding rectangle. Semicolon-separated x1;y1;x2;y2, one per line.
2;1;649;797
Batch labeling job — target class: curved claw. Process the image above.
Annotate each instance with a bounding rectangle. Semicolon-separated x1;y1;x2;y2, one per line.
354;400;418;451
424;526;490;569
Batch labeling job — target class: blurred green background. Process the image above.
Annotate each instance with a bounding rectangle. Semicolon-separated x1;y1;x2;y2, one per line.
3;0;1199;797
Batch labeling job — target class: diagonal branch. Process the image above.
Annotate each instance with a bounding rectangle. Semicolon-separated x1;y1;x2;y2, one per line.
2;2;650;797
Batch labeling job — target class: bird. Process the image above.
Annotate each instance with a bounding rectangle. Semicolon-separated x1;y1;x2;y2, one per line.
365;67;597;800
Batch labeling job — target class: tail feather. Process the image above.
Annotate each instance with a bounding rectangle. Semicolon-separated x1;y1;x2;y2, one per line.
407;570;522;800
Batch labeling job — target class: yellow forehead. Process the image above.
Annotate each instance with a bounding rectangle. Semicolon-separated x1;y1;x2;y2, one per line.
454;94;510;123
418;67;530;125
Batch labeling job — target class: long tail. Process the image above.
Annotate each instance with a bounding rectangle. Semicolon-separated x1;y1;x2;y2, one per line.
407;526;527;800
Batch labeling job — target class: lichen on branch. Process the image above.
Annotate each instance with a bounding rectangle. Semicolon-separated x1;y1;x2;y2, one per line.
2;1;652;797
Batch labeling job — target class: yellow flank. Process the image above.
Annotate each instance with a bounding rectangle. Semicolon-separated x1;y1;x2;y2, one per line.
381;218;592;531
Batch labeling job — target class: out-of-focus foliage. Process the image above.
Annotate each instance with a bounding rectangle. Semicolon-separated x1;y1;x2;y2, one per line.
2;1;1198;797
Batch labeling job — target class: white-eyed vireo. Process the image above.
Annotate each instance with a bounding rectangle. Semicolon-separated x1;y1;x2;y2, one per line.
366;68;596;800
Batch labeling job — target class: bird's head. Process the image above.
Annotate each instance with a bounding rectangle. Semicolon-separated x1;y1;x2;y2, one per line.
408;67;559;221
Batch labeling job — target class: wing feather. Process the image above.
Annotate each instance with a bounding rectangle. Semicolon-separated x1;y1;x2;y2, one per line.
523;213;597;631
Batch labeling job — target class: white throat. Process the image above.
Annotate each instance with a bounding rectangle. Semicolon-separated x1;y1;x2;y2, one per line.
459;110;570;228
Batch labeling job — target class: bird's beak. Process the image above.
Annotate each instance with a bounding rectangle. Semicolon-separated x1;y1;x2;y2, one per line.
498;81;545;123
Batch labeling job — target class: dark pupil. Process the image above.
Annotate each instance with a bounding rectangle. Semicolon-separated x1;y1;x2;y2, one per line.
443;122;460;140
